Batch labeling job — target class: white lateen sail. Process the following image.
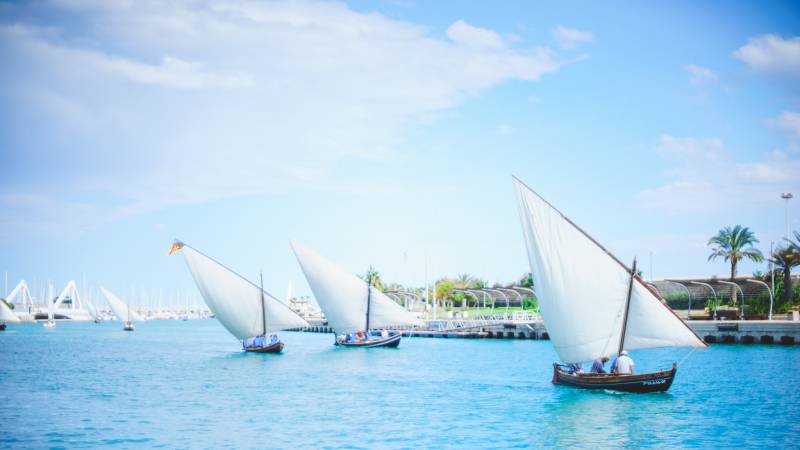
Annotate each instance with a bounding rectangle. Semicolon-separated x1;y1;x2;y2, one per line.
100;287;144;323
291;241;422;334
176;242;309;340
513;177;706;364
0;299;20;323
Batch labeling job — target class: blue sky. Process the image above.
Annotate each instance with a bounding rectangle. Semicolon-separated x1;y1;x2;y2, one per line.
1;0;798;304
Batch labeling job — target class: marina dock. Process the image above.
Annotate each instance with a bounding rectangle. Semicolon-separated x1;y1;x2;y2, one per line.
299;317;800;345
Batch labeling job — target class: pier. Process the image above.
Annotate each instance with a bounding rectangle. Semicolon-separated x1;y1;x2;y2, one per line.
298;316;800;345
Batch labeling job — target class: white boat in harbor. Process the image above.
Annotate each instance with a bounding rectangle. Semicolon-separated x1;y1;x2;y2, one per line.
43;286;56;328
291;242;422;348
170;240;310;353
100;287;143;331
513;177;706;392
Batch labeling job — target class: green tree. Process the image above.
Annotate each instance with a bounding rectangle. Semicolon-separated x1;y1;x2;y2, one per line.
770;244;800;305
359;266;384;291
707;225;764;280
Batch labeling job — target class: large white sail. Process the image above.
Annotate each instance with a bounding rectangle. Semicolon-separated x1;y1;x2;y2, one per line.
176;243;309;340
100;287;144;323
0;300;20;323
513;177;705;363
291;242;422;334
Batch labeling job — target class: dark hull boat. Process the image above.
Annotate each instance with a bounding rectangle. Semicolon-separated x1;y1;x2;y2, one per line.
170;241;310;355
336;332;401;348
513;178;707;393
245;341;284;353
553;363;677;393
0;323;6;331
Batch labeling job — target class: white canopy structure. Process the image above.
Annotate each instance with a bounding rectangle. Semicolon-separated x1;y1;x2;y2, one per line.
53;280;83;310
173;241;309;340
291;241;422;335
4;280;33;310
100;287;144;323
513;177;706;364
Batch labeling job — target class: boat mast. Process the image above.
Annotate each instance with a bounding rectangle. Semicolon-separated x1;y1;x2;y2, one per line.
617;258;637;355
365;268;372;333
260;271;266;337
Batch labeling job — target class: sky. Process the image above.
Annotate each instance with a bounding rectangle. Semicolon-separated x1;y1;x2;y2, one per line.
1;0;799;305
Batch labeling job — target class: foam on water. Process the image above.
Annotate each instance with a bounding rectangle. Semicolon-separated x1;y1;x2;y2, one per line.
1;320;798;448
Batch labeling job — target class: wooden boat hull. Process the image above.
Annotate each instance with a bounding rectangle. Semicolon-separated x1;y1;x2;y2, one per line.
245;341;284;353
553;363;677;393
336;333;401;348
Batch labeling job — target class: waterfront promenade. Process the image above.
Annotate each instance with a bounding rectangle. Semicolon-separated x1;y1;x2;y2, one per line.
300;314;800;345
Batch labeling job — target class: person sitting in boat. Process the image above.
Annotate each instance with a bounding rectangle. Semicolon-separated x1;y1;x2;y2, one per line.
566;363;582;374
611;350;635;375
381;329;389;338
356;330;366;341
590;356;610;374
269;334;278;345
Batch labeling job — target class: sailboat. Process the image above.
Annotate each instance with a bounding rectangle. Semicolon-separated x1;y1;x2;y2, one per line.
0;299;20;330
291;242;422;348
169;240;309;353
43;286;56;328
100;287;143;331
513;177;707;393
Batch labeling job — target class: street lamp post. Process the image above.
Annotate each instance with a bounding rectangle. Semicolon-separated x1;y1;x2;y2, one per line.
782;192;794;240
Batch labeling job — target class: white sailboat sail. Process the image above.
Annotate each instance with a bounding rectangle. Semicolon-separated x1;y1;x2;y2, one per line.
47;289;54;321
100;287;144;323
513;177;705;364
84;298;100;320
291;241;422;334
175;242;309;340
0;300;20;323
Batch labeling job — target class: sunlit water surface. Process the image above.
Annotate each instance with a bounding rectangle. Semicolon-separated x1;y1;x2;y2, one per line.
1;320;798;448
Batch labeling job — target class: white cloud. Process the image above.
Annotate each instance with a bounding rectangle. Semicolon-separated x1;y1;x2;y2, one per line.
637;135;800;213
446;20;505;50
773;111;800;141
496;124;513;135
684;64;718;85
0;1;571;240
552;25;593;49
733;34;800;77
655;134;722;161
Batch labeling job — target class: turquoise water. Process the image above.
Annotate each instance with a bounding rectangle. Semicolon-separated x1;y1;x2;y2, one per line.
1;320;798;449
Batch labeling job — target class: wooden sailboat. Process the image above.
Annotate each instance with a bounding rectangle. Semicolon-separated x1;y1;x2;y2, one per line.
169;240;309;353
513;177;706;393
291;242;422;348
100;287;143;331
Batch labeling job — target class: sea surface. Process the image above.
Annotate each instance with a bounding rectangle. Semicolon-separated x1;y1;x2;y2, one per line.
1;320;798;449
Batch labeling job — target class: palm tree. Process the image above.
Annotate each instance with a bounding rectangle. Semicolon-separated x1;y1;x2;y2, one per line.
360;266;384;291
770;245;800;305
707;225;764;280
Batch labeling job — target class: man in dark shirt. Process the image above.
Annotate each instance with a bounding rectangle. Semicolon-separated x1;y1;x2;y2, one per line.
590;356;609;373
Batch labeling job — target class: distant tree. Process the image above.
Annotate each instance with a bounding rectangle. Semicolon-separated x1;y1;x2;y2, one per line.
359;266;384;291
707;225;764;280
770;244;800;305
519;273;534;288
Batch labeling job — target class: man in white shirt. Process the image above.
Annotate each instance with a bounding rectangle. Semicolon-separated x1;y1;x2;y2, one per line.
612;350;634;375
